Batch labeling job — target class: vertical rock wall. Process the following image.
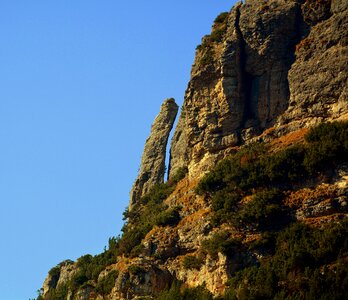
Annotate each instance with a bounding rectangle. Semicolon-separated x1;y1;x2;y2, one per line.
281;0;348;129
169;0;348;179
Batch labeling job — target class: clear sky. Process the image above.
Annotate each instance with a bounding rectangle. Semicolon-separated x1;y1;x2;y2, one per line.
0;1;237;299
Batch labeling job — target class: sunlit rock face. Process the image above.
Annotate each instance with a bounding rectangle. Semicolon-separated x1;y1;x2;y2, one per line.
169;0;348;179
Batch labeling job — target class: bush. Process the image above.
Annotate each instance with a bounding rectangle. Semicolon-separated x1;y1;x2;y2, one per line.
210;188;242;226
181;285;214;300
225;221;348;299
304;121;348;173
197;122;348;229
157;281;213;300
95;270;119;295
157;281;182;300
47;266;61;289
69;270;88;292
169;167;188;185
183;256;204;270
140;182;175;205
265;145;306;182
201;231;241;259
248;231;277;253
196;11;229;61
119;173;184;256
128;265;145;275
41;283;69;300
236;189;286;231
214;12;229;24
155;206;181;227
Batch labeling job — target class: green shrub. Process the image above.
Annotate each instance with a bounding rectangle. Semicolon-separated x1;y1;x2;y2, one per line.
130;244;145;258
157;281;213;300
69;270;88;292
140;182;175;205
119;175;184;256
181;285;214;300
197;122;348;229
201;231;240;259
183;256;204;270
236;189;286;230
118;227;149;256
47;266;61;289
42;283;69;300
155;206;181;227
304;121;348;173
95;270;119;295
210;188;242;226
265;145;306;182
128;265;145;275
199;11;229;48
196;142;268;195
225;221;348;299
214;12;229;24
157;281;182;300
169;167;188;185
248;231;277;253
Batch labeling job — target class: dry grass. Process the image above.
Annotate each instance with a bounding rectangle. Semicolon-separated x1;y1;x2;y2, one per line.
284;184;335;208
270;128;308;152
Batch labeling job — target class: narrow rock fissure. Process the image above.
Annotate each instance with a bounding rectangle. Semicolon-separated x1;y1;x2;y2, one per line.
234;6;259;131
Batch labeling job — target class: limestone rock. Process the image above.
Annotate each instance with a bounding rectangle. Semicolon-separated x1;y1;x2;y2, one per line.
42;260;77;298
169;0;348;178
112;259;173;300
281;0;348;131
130;98;178;209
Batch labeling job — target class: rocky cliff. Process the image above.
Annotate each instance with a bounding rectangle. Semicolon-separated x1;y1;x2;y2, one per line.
169;0;348;178
38;1;348;299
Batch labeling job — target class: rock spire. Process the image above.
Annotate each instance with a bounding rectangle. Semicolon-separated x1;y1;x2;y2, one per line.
130;98;178;209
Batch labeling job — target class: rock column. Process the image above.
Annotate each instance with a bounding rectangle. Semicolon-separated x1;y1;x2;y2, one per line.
130;98;178;210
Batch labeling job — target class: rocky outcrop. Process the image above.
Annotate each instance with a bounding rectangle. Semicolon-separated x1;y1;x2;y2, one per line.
130;98;178;209
169;0;348;178
111;259;173;300
39;1;348;299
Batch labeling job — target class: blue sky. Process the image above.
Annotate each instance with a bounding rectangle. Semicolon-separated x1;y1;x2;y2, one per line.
0;1;236;299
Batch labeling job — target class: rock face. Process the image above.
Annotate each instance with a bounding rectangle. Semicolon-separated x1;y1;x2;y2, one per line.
130;98;178;209
280;0;348;130
169;0;348;178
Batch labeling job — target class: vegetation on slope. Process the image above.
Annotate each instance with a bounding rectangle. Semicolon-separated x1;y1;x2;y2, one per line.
197;121;348;229
38;167;188;300
38;122;348;299
190;121;348;299
224;221;348;300
157;219;348;300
